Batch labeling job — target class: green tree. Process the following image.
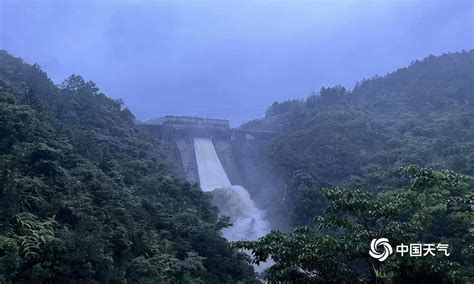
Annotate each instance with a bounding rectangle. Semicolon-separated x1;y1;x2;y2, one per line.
236;166;473;283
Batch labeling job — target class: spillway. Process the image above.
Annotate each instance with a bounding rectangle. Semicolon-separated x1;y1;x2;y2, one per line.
193;138;270;241
194;138;232;191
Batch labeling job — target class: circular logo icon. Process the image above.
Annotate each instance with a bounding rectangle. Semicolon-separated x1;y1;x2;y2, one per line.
369;238;393;262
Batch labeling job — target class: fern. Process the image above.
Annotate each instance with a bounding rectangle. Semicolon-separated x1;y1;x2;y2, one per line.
14;212;57;260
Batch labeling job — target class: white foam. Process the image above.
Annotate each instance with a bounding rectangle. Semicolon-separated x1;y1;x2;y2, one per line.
211;185;270;241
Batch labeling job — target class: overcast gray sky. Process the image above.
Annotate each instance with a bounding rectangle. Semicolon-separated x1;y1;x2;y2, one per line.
1;0;473;125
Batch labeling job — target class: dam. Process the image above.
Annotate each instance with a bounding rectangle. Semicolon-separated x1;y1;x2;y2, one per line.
141;115;276;187
140;115;273;241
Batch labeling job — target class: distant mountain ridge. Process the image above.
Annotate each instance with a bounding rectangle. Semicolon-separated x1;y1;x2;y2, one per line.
240;50;473;225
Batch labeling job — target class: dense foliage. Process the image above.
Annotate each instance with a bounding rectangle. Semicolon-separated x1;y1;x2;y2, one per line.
239;51;474;282
0;51;257;283
1;49;472;283
236;166;473;282
242;51;473;224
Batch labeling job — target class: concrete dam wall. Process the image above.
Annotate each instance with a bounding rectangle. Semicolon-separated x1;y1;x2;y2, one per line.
141;115;262;188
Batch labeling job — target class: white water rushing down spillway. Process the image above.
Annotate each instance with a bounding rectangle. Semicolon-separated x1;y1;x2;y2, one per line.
193;138;232;192
194;138;270;241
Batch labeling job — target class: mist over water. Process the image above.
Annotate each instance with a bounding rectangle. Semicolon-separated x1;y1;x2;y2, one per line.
193;138;270;241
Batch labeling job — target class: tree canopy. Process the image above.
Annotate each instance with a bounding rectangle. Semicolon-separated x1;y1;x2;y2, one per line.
1;49;472;283
0;51;257;283
238;51;474;282
236;166;473;283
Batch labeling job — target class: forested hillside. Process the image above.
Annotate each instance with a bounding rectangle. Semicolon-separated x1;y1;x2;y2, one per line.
1;49;472;283
242;51;473;225
0;51;257;283
237;51;474;282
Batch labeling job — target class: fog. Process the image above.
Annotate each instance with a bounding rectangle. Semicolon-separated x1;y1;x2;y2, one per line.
1;0;472;125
